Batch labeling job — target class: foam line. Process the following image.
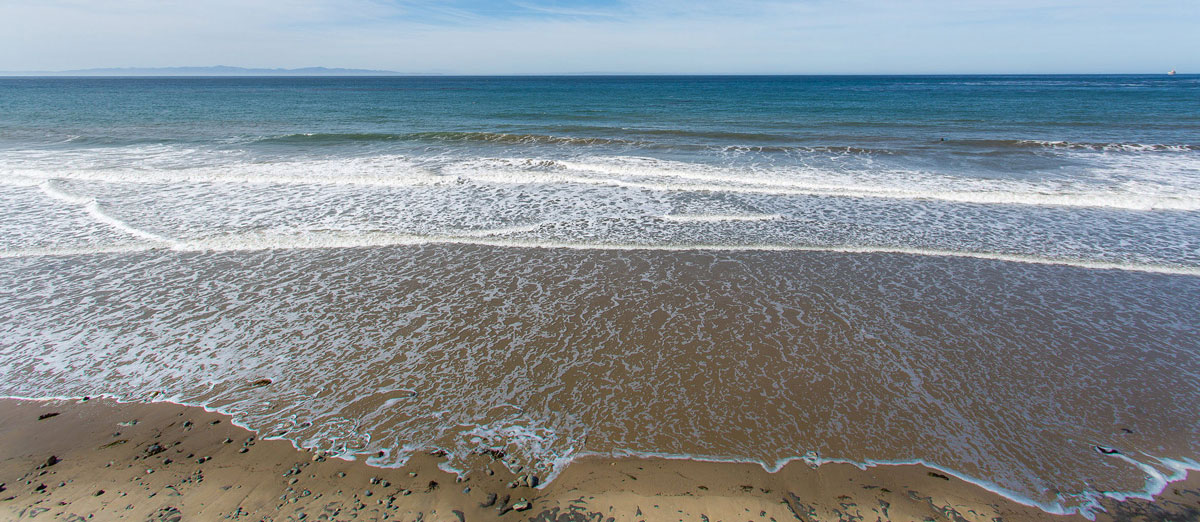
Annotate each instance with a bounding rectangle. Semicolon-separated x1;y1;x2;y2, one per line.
7;155;1200;210
0;230;1195;277
660;213;783;222
543;161;1200;211
38;181;178;244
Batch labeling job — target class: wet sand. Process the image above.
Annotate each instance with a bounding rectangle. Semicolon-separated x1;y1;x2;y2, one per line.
2;398;1196;521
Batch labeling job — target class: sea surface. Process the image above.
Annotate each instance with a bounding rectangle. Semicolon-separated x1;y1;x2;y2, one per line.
0;75;1197;516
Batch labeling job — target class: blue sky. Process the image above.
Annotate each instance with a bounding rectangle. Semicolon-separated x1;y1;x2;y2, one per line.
1;0;1197;74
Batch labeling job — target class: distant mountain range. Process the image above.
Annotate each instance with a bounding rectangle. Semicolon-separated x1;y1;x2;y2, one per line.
0;66;420;76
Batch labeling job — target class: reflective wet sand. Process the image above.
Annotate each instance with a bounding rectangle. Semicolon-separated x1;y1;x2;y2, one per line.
1;244;1196;513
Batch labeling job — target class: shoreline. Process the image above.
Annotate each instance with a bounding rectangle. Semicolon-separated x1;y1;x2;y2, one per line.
2;398;1196;521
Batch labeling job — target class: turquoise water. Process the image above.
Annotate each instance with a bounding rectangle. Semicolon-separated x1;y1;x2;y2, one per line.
0;76;1198;516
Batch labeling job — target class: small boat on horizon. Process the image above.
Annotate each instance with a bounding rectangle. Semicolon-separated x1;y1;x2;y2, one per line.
1168;69;1177;75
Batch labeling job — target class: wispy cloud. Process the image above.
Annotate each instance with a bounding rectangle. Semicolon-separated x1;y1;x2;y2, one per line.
1;0;1197;74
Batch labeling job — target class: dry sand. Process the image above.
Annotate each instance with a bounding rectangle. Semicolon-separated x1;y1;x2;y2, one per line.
1;398;1196;521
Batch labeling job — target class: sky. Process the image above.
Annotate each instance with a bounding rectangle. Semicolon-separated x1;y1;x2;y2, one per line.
1;0;1197;74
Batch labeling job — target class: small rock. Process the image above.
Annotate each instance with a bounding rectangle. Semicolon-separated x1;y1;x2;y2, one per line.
364;490;372;497
337;472;346;478
94;490;105;496
145;444;165;457
238;448;249;453
512;498;531;511
42;456;59;468
369;477;379;485
480;493;497;507
37;413;59;421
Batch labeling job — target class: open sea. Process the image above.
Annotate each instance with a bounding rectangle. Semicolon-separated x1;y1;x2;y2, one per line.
0;75;1197;516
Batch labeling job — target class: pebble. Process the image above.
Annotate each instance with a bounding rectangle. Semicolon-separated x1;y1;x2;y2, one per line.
238;448;249;453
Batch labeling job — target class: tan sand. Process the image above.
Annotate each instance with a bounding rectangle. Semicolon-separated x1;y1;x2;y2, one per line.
1;398;1196;521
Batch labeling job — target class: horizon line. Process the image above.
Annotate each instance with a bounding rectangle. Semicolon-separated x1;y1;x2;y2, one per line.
0;72;1189;78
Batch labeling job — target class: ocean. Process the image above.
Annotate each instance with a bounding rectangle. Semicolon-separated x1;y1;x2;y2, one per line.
0;75;1197;516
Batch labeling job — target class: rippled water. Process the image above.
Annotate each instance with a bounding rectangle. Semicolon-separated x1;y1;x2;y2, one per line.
0;75;1197;516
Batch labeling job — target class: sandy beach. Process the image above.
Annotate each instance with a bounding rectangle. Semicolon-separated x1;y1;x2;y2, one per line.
2;397;1195;522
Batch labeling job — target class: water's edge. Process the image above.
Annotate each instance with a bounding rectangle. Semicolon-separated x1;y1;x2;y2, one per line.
5;393;1194;520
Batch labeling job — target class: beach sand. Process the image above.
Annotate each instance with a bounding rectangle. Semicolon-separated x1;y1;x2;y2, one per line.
1;398;1196;521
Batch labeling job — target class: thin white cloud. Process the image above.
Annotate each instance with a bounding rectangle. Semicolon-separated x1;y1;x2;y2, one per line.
0;0;1196;73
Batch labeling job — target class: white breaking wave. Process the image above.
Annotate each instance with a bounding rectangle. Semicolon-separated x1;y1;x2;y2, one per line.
4;150;1199;211
1;155;443;189
456;157;1200;211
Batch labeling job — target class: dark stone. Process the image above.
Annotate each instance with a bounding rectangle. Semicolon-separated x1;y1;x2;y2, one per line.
43;456;59;468
37;412;60;420
145;444;166;457
481;492;497;507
